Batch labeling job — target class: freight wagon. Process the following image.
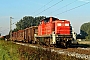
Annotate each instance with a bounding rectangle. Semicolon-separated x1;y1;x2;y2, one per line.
12;32;17;41
24;26;38;43
12;26;38;43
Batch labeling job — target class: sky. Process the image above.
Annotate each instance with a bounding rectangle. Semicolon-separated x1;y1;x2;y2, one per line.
0;0;90;36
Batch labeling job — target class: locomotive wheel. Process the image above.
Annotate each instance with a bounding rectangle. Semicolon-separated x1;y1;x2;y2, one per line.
37;39;40;44
45;38;51;46
61;42;67;48
63;42;67;48
45;41;50;46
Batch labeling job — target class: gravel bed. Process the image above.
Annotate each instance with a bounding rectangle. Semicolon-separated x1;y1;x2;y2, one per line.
15;42;90;60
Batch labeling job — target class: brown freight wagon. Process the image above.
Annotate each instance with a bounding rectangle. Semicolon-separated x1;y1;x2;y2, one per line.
24;26;38;43
17;30;24;42
24;28;29;43
12;32;17;41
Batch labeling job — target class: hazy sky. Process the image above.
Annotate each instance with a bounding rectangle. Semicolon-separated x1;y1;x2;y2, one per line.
0;0;90;36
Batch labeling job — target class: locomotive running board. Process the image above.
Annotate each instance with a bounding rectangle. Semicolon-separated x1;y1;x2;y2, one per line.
35;35;51;38
34;34;56;44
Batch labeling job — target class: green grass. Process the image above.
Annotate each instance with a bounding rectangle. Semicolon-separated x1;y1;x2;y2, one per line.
0;40;20;60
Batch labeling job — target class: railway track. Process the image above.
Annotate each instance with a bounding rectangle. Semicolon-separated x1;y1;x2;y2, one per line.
14;42;90;60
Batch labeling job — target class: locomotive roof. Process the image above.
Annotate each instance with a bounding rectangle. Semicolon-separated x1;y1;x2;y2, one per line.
41;17;59;21
44;17;59;20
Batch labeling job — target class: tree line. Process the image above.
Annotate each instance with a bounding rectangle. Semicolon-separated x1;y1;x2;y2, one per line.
13;16;46;32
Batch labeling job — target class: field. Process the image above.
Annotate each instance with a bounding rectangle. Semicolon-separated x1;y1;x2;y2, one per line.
0;40;86;60
0;40;20;60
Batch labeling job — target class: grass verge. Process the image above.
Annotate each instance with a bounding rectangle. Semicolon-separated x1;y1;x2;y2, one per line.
0;40;87;60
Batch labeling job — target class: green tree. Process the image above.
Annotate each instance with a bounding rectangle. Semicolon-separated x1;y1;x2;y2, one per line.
13;16;46;32
80;22;90;40
86;28;90;39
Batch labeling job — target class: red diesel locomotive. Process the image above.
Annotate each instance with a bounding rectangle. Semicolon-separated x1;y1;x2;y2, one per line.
11;17;73;47
35;17;73;47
